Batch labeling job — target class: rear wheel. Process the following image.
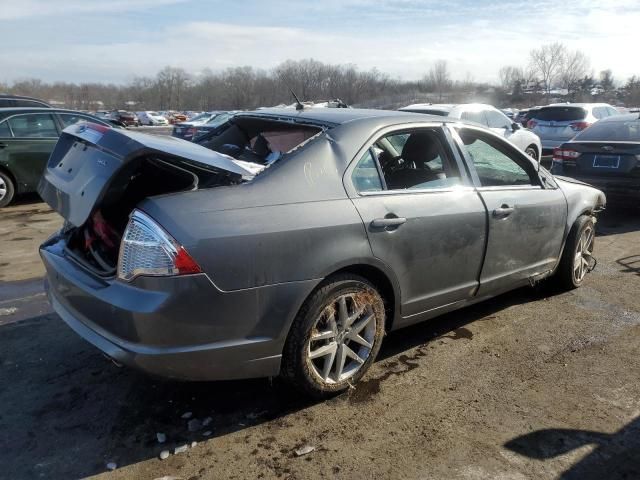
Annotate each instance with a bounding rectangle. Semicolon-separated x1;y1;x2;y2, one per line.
281;274;386;398
555;216;595;290
0;171;15;208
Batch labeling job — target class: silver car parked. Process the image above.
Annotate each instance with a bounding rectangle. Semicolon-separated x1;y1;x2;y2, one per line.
400;103;542;161
38;109;604;398
527;103;621;152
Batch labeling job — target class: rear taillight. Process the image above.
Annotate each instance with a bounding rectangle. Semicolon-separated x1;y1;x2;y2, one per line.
552;148;581;165
569;121;591;132
527;120;537;129
117;210;201;281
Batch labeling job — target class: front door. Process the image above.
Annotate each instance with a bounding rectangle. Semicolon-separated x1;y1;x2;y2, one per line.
347;125;487;320
452;126;567;296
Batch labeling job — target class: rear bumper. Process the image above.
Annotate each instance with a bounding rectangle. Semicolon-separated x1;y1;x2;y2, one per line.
40;234;318;381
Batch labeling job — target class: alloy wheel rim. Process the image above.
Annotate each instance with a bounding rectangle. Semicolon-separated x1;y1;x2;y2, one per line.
0;176;6;201
307;293;377;384
573;225;594;283
526;148;536;159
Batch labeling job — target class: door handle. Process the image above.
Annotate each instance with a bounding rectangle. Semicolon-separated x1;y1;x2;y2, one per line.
371;217;407;228
493;205;515;218
0;143;7;149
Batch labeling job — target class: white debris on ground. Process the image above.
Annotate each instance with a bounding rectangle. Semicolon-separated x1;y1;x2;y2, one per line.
156;432;166;443
180;412;193;419
0;307;18;316
106;462;117;470
174;445;188;454
190;441;197;448
202;430;212;436
294;445;315;457
159;450;170;460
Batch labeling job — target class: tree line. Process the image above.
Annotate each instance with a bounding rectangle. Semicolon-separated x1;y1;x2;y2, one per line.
2;45;639;111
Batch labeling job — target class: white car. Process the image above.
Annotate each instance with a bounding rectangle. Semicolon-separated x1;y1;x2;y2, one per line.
136;111;169;126
400;103;542;161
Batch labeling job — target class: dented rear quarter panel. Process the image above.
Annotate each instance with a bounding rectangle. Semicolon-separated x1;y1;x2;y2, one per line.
140;133;378;292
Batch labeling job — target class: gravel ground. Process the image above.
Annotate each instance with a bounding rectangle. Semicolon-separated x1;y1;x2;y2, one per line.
0;199;638;480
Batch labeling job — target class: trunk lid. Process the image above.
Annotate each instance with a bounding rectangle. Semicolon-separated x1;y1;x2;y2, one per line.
561;141;640;177
38;123;252;226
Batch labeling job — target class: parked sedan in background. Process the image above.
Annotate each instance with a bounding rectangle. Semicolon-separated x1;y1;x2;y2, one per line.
192;111;238;143
551;113;640;202
527;103;620;153
108;110;140;127
173;111;233;141
38;108;603;398
400;103;542;160
172;111;217;140
0;108;112;206
136;111;169;126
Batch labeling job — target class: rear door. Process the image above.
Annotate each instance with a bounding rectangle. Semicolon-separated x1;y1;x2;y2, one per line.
346;124;487;321
452;125;567;296
3;113;59;192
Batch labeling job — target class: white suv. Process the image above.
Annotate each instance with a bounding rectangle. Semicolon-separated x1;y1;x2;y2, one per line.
526;103;620;152
400;103;542;161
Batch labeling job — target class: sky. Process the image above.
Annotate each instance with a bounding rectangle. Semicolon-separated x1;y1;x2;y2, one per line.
1;0;638;85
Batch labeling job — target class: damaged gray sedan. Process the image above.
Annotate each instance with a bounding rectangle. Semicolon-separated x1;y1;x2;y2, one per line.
39;109;605;397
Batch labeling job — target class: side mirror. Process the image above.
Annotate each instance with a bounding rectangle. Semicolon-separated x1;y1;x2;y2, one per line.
511;122;521;132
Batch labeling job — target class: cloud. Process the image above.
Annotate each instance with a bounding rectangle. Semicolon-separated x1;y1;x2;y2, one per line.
0;0;187;20
1;1;638;84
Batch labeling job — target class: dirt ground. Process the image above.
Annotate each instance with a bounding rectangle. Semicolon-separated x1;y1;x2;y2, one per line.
0;197;638;480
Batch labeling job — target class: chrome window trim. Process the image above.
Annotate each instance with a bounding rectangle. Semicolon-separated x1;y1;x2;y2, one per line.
475;185;542;192
359;185;476;197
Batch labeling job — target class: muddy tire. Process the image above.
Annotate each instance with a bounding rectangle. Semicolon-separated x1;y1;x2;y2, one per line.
555;215;595;290
0;170;15;208
281;274;386;398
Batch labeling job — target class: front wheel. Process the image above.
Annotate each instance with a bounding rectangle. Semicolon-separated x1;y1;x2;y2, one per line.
281;274;386;398
555;216;595;290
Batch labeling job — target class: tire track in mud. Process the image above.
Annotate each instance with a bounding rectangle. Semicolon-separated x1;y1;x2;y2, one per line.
349;327;474;403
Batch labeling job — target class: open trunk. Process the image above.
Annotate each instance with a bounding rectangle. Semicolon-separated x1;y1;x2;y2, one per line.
38;123;252;276
40;118;323;276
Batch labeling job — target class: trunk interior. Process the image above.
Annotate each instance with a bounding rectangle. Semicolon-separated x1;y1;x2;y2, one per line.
64;156;234;276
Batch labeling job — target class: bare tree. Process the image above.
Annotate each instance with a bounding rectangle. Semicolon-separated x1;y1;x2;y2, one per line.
428;60;451;101
560;50;590;95
499;66;525;94
529;42;566;96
